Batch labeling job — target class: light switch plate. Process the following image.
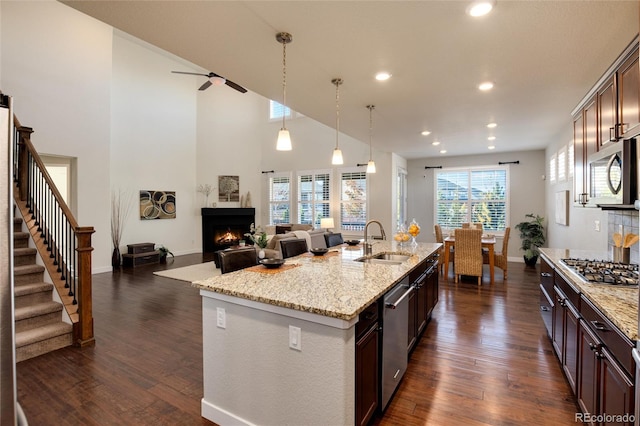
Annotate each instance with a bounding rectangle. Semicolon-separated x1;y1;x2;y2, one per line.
289;325;301;351
216;307;226;329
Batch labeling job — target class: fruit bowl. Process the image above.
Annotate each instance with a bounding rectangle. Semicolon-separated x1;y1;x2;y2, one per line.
310;248;329;256
345;240;360;246
259;259;286;269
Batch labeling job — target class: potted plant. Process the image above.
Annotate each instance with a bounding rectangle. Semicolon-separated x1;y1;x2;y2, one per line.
245;223;269;258
157;245;174;264
515;213;546;267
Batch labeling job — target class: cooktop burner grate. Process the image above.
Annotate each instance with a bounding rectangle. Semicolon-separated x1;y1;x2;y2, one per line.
560;258;639;286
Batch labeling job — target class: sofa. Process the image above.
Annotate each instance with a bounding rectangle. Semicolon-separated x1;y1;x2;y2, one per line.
261;224;328;259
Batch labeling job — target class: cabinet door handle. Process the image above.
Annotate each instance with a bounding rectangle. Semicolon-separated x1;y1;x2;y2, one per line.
540;306;549;312
609;126;616;142
588;342;599;351
590;320;608;331
541;272;552;278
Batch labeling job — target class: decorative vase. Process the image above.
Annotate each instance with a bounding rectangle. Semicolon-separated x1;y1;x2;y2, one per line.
160;255;167;264
258;249;266;259
112;247;121;269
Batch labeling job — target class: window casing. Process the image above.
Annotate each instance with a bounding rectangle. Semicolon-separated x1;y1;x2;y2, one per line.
340;170;367;232
435;166;509;232
297;171;331;228
268;173;291;224
397;167;408;229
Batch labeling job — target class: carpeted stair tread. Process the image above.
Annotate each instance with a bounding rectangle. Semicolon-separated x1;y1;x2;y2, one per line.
13;247;36;256
13;264;45;276
15;301;62;321
15;322;72;347
14;282;53;297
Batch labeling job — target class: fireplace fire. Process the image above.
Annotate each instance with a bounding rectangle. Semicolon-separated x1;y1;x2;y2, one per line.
201;208;255;253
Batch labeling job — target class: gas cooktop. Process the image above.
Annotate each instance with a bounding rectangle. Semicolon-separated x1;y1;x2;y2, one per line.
561;258;639;286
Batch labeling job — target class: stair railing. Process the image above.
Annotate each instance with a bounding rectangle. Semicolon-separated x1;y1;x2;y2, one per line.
12;117;94;347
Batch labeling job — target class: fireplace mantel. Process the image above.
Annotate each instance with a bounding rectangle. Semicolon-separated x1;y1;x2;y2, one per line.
201;208;255;253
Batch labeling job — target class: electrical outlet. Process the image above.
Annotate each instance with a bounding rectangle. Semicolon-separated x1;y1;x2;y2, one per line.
594;220;600;232
216;307;226;329
289;325;301;351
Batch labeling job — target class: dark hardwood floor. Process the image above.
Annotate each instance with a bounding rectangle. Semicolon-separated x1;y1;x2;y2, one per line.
16;254;579;425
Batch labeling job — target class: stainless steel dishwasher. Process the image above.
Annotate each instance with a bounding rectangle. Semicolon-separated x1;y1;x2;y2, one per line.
381;276;411;410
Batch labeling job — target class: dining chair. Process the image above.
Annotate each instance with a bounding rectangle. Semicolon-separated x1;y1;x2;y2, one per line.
484;227;510;279
280;238;309;259
434;224;453;275
324;233;344;247
454;228;483;285
218;247;258;274
462;222;483;230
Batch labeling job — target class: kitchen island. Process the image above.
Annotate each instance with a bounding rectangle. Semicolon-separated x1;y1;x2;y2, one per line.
193;241;441;426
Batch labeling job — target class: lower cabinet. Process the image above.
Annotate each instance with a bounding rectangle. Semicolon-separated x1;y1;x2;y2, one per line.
355;300;380;426
408;256;439;354
552;274;580;394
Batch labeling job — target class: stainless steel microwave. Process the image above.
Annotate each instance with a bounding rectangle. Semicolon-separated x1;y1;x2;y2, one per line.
586;138;638;208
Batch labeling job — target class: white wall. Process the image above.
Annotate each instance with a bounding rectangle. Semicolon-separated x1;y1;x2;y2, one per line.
1;1;113;271
406;150;546;260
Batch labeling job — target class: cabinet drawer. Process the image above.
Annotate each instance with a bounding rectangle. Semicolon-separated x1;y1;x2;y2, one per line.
122;252;159;267
555;270;580;310
356;300;379;340
409;259;428;283
540;258;554;296
580;295;634;377
127;243;155;254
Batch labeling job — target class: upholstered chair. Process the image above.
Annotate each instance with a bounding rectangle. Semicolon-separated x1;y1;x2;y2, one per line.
454;228;483;285
483;227;510;279
324;233;344;247
218;247;258;274
280;238;309;259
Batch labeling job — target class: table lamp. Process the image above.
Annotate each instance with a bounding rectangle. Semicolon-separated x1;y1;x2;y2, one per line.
320;218;335;233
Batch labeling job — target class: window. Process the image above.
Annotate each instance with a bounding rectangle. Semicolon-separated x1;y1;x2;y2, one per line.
568;144;574;179
435;166;508;232
549;154;557;183
558;147;566;182
269;100;291;121
268;173;291;224
297;171;330;228
340;170;367;231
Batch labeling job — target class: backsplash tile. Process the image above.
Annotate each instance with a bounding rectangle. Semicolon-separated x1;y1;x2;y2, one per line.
608;211;639;264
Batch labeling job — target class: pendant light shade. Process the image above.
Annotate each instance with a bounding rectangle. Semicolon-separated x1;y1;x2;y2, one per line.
276;32;293;151
366;105;376;174
331;78;344;165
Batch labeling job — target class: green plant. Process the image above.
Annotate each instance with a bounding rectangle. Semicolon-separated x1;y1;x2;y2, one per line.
245;223;269;249
515;213;546;261
157;245;174;258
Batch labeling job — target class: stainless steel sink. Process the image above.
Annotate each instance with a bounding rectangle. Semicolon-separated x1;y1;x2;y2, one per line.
354;252;410;265
371;253;411;262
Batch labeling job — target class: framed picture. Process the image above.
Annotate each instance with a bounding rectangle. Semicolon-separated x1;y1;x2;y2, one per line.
218;175;240;202
140;190;176;219
555;190;569;226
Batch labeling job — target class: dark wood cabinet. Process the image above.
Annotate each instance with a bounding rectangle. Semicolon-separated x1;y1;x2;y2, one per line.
578;296;635;425
355;301;380;426
598;76;617;149
573;112;587;204
552;271;580;394
407;255;438;355
618;51;640;139
539;258;554;337
407;288;417;352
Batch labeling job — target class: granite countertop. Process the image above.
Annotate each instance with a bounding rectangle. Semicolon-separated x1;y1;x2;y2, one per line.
540;248;638;341
193;241;441;321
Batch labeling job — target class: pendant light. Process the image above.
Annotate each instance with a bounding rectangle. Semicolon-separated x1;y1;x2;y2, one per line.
276;32;293;151
331;78;344;165
366;105;376;173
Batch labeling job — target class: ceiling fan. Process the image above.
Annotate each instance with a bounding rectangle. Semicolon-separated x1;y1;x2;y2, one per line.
171;71;247;93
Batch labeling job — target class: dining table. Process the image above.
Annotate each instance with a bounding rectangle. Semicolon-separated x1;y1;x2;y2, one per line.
442;234;497;284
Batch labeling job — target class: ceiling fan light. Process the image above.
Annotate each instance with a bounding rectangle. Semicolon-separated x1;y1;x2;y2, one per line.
366;160;376;174
332;148;344;165
276;129;292;151
467;0;495;17
210;76;226;86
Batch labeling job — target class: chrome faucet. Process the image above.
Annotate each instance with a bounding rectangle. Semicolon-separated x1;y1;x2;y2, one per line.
364;220;387;255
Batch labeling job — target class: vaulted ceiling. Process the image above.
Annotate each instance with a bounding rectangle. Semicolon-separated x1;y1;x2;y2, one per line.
61;1;639;159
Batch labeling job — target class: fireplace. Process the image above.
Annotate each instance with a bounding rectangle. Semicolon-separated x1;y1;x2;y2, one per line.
202;208;255;252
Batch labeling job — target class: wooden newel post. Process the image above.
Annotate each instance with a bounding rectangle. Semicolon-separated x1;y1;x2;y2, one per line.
16;126;33;202
74;226;95;347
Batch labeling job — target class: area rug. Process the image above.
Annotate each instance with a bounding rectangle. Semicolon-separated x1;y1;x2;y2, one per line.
153;261;220;283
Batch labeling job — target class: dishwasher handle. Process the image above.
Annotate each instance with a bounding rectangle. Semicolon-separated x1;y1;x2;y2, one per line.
385;286;413;309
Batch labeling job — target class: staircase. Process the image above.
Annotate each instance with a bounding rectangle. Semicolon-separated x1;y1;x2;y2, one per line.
13;208;73;362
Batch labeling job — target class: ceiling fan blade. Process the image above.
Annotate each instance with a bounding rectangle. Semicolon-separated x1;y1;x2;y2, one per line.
198;80;213;91
225;79;248;93
171;70;209;77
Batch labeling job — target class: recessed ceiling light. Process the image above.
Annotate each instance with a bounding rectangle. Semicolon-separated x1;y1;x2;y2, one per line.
478;81;494;91
487;122;497;128
421;130;431;136
375;72;391;81
488;136;496;141
440;149;447;154
432;141;440;146
467;0;495;17
488;145;496;150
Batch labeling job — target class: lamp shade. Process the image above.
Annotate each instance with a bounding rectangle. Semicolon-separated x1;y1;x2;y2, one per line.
332;148;344;165
366;160;376;174
320;217;335;230
276;129;292;151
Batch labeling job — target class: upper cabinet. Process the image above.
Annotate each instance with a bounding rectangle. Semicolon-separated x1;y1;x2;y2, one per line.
572;37;639;205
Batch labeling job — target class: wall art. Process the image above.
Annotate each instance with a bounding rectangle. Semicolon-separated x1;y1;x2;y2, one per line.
140;190;176;220
218;175;240;202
